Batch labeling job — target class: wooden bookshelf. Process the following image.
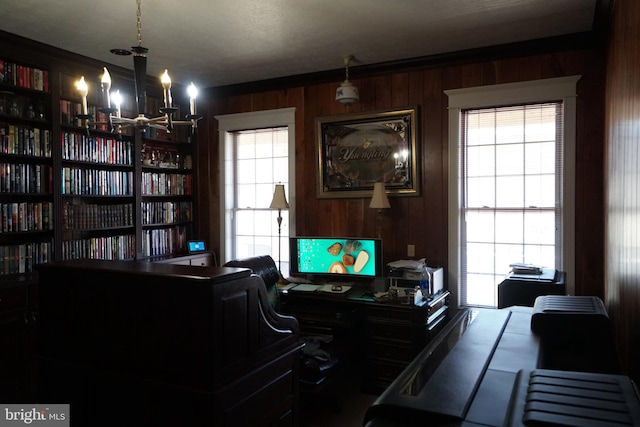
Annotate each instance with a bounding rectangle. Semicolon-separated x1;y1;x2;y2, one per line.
0;34;199;402
0;39;198;278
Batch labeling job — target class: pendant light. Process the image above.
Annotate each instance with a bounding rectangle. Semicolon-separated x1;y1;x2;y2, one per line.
335;55;359;105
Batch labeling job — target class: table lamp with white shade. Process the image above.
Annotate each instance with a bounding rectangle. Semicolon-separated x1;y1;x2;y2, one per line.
369;182;390;239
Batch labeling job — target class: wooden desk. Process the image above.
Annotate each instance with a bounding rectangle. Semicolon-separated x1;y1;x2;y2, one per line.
280;287;449;394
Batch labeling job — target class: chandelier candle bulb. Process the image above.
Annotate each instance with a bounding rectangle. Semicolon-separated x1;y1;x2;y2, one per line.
112;90;122;118
161;70;172;108
76;76;88;115
187;83;198;116
101;67;111;108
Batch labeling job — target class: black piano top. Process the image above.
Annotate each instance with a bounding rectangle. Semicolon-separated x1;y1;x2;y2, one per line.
364;306;540;427
364;297;635;427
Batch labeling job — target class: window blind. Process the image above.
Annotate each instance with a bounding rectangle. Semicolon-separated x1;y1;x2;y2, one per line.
459;102;564;307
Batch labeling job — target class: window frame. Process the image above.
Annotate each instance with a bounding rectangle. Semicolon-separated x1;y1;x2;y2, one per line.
445;76;580;308
215;108;296;265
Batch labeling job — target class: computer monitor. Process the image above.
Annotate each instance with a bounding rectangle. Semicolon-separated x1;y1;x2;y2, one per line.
289;236;383;281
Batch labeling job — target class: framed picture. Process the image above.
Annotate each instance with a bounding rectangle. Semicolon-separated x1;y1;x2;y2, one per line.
315;107;419;198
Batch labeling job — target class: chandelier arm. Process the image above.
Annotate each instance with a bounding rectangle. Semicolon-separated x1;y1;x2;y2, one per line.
147;116;168;124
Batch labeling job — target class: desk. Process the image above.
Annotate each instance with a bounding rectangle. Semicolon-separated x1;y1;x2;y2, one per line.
280;286;449;394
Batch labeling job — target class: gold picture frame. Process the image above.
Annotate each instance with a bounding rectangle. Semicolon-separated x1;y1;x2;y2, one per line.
315;107;420;198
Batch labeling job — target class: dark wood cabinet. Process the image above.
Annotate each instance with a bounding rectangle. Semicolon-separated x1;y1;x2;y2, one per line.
280;289;449;394
151;251;216;266
0;282;38;402
362;292;448;393
36;260;302;427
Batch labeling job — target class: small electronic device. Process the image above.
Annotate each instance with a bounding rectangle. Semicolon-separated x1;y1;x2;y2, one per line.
187;240;207;253
289;236;383;281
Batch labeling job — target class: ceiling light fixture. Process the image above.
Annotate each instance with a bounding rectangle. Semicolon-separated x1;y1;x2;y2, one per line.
335;55;359;105
75;0;201;135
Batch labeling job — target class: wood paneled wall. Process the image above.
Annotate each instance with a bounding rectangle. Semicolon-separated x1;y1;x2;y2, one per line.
196;46;607;302
604;0;640;384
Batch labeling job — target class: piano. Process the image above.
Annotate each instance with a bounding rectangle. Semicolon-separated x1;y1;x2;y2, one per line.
364;296;639;426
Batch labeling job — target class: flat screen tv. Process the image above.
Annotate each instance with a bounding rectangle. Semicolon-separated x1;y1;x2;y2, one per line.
289;236;383;281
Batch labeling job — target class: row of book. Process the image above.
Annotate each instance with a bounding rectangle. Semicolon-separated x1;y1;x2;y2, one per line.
141;225;189;257
59;97;191;144
62;167;134;196
0;202;52;233
141;172;193;195
63;202;134;230
60;100;112;130
60;234;135;261
0;60;49;92
141;201;192;225
61;131;132;165
0;163;52;194
144;123;192;143
0;241;52;275
0;124;52;157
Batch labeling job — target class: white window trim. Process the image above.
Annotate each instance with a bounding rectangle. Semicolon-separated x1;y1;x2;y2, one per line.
215;107;296;264
445;76;580;308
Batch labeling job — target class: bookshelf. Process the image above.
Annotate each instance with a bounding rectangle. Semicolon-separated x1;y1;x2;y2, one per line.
0;36;198;401
0;58;54;279
59;128;136;261
0;56;53;403
0;49;197;281
140;115;195;257
58;70;197;262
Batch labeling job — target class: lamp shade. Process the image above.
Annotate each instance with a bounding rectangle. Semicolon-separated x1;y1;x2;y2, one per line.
369;182;390;209
270;184;289;209
335;81;360;105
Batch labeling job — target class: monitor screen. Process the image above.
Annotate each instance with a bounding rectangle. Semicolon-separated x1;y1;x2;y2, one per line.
188;240;207;253
289;236;383;280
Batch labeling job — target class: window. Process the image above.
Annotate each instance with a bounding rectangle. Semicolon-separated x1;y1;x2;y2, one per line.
215;108;296;269
446;77;579;308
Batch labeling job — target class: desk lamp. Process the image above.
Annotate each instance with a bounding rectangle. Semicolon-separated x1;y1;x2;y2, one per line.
270;184;289;284
369;182;390;238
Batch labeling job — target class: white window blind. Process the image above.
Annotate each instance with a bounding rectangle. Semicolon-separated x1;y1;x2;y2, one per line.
446;76;579;308
459;103;563;307
215;107;296;266
225;127;290;270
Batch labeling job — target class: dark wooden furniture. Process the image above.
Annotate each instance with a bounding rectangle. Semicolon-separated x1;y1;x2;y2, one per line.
0;280;38;402
364;297;628;426
36;259;304;427
280;288;449;394
151;250;217;266
497;269;567;308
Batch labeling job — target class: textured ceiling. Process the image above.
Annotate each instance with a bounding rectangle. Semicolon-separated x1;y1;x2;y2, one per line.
0;0;600;88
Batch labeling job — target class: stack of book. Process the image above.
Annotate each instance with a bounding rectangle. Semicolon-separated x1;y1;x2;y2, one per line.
509;263;558;282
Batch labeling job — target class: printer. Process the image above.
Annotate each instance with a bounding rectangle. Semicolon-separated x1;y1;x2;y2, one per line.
386;259;444;296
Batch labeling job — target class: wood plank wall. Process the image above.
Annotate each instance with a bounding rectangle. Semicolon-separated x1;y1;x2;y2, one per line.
604;0;640;384
198;46;607;301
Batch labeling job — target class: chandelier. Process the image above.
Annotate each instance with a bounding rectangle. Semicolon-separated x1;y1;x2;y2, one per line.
75;0;201;135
